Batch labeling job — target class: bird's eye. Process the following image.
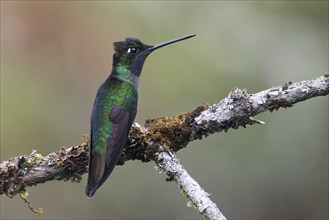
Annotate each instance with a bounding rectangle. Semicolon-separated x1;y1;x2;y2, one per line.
128;47;138;53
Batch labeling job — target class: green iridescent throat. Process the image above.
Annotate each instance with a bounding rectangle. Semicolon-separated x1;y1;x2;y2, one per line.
112;66;139;87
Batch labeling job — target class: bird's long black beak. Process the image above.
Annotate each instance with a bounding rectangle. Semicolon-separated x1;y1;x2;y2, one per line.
148;34;196;51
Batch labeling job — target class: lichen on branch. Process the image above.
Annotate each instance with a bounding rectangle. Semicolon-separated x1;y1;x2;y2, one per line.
0;74;328;219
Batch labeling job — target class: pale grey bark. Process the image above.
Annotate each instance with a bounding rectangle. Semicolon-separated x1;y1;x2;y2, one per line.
155;149;227;220
1;74;328;219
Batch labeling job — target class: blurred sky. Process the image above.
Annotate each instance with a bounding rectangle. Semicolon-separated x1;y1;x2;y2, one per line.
1;1;328;219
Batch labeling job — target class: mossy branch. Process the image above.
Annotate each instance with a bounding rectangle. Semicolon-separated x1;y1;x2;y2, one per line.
1;74;328;219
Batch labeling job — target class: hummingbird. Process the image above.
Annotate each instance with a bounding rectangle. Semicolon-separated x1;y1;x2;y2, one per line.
86;34;195;197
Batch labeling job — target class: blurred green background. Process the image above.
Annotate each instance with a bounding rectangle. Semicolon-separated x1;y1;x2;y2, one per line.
1;1;328;219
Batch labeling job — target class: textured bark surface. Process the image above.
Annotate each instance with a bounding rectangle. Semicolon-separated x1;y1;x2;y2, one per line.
1;74;328;219
155;150;227;220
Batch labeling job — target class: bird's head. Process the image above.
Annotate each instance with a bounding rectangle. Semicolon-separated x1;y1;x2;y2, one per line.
112;34;196;77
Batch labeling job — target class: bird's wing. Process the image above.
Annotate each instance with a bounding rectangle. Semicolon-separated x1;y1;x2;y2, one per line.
86;96;136;197
105;103;131;169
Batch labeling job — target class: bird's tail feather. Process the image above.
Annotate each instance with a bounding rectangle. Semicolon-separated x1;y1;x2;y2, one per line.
86;154;105;197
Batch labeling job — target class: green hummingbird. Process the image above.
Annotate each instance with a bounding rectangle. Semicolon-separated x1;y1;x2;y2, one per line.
86;34;195;197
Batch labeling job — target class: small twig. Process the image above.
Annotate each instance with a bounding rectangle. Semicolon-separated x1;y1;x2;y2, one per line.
155;149;227;220
19;191;43;215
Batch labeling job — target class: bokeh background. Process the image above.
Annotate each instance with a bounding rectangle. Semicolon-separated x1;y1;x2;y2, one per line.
1;1;328;219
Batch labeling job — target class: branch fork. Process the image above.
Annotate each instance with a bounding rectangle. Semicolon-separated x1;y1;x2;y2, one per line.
1;74;328;219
